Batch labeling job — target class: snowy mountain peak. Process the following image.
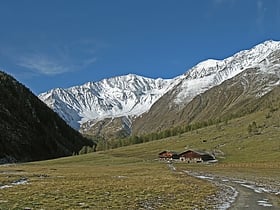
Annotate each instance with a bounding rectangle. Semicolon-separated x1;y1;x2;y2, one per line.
174;40;280;104
39;40;280;131
187;59;223;79
195;59;220;69
255;39;280;50
39;74;173;129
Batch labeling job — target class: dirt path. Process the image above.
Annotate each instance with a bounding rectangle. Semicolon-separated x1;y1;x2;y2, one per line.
229;181;279;210
183;170;280;209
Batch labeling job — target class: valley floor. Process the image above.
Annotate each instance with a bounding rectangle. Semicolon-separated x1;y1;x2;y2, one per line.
0;156;218;209
1;108;280;209
1;157;279;209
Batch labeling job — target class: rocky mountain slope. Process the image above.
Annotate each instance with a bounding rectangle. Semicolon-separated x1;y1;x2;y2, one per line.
132;41;280;134
39;40;280;138
133;67;280;134
39;74;175;130
0;71;94;163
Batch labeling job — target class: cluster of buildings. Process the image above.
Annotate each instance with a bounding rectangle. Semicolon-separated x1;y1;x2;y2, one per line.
158;149;217;163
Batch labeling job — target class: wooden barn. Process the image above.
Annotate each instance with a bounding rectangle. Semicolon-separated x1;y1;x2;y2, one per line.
158;151;179;160
179;150;215;163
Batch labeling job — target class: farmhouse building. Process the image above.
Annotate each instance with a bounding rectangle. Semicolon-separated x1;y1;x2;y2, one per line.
158;151;179;160
179;150;215;163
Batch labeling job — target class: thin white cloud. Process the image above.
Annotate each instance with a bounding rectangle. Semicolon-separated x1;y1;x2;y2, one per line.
17;52;97;76
256;0;266;30
2;39;102;76
18;53;70;75
82;57;97;67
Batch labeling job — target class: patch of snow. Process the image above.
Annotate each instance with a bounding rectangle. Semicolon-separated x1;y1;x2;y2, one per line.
258;199;273;207
195;175;214;180
113;175;128;179
233;180;247;184
0;185;12;189
12;178;28;185
241;183;272;194
0;178;28;190
217;185;239;210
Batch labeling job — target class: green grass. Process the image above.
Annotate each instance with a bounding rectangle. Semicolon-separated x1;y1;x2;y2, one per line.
0;108;279;209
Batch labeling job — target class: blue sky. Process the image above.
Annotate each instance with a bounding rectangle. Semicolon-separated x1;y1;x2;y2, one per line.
0;0;280;94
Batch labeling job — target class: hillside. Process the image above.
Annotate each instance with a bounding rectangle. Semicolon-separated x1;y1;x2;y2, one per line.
81;116;132;141
0;105;279;209
132;70;280;135
132;46;280;135
0;71;95;163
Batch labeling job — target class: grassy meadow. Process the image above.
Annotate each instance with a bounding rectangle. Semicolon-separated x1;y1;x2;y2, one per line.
0;108;279;209
0;154;217;209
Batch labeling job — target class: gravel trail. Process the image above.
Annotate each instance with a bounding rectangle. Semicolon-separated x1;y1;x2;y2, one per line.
184;170;280;209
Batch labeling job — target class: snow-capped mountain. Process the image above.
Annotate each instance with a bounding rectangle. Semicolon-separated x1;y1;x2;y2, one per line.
174;40;280;104
39;40;280;134
39;74;175;129
132;40;280;134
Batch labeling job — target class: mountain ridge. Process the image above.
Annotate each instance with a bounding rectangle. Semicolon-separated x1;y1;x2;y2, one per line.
39;74;177;129
132;40;280;134
39;40;280;138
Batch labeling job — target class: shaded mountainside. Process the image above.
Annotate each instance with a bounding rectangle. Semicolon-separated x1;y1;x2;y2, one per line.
0;71;95;163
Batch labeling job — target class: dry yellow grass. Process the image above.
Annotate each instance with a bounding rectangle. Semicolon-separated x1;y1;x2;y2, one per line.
0;154;217;209
1;108;279;209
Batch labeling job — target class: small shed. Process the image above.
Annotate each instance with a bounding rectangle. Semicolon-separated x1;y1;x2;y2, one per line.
158;151;179;160
179;150;215;163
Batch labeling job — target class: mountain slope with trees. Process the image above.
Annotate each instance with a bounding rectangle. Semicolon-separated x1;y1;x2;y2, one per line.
132;49;280;135
0;71;95;163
